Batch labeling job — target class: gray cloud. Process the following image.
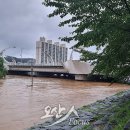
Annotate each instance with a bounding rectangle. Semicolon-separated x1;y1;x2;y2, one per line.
0;0;80;59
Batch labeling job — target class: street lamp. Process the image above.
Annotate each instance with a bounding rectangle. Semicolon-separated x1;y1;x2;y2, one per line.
0;46;16;70
69;46;84;60
0;46;16;57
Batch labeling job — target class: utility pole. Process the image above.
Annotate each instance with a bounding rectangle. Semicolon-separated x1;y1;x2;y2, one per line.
20;48;23;65
31;62;34;87
70;49;74;60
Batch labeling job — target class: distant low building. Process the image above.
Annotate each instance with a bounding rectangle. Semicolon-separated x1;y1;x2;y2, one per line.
36;36;68;65
5;56;35;65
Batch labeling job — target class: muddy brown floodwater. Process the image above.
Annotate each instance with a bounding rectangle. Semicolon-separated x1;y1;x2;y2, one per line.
0;75;129;130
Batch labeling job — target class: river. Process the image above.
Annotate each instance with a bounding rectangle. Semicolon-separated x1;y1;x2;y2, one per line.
0;75;129;130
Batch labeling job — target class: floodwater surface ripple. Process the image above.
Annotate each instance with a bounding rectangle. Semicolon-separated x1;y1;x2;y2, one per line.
0;76;129;130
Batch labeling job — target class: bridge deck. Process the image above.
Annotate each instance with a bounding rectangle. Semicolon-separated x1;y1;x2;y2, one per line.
9;65;68;73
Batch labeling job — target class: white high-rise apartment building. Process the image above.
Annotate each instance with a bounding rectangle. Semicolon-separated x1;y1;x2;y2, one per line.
36;36;68;65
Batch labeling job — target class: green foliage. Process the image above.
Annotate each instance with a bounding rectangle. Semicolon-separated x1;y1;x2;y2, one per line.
109;100;130;130
43;0;130;81
0;57;7;78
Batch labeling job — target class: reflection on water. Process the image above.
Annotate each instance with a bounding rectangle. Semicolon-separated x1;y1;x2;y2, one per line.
0;75;129;130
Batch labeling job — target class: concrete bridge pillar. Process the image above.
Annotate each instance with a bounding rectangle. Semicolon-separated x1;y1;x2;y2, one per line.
75;74;87;81
63;60;94;81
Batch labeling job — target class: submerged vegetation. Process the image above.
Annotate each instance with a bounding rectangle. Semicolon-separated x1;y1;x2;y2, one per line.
0;57;7;78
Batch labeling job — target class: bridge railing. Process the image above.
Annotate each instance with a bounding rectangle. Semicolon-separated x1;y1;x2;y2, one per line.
11;63;63;67
8;65;64;69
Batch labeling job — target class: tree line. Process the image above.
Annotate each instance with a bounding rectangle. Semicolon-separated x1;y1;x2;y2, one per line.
43;0;130;82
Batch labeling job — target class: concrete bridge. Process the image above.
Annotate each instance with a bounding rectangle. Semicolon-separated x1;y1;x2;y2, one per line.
8;60;113;81
8;60;95;80
9;65;67;73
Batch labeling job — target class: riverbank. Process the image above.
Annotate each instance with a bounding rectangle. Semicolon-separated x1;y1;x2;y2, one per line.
27;89;130;130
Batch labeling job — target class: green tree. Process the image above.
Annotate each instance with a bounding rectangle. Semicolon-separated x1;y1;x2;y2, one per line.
0;57;7;78
43;0;130;81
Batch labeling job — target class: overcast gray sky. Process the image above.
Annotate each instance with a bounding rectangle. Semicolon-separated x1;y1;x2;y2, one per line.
0;0;81;59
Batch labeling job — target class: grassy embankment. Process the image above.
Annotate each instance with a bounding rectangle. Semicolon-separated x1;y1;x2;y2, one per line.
81;91;130;130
